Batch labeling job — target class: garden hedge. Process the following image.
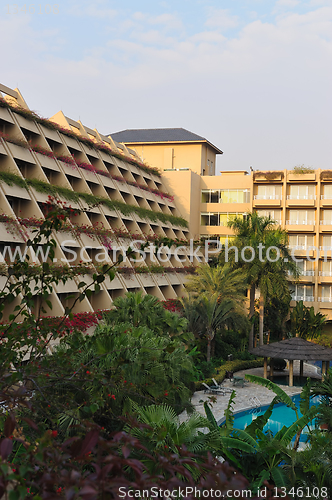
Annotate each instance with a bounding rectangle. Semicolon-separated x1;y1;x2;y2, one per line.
195;358;264;391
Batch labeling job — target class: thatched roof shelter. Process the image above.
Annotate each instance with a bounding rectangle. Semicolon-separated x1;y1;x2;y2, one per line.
250;337;332;386
250;337;332;361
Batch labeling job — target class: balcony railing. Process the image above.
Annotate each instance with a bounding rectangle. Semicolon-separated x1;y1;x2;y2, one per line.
289;270;315;277
254;195;281;200
287;195;316;200
319;246;332;250
319;271;332;276
286;220;315;225
289;245;316;250
321;195;332;200
320;220;332;225
292;295;314;302
318;297;332;302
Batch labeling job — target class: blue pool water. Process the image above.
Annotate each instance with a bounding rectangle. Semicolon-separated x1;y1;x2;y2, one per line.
223;394;321;441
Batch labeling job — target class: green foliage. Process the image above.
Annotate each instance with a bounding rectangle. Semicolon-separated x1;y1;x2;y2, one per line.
103;291;192;343
124;400;217;476
291;165;315;174
287;301;326;339
0;171;28;189
182;264;249;362
2;173;188;228
209;376;319;490
227;212;300;346
57;321;195;422
195;358;264;389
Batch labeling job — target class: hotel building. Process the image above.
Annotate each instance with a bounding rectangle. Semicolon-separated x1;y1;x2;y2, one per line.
0;83;201;320
0;82;331;323
112;129;332;322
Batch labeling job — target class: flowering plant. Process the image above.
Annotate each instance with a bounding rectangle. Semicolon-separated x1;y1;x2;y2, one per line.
30;144;54;158
0;131;29;149
55;154;77;165
1;97;162;176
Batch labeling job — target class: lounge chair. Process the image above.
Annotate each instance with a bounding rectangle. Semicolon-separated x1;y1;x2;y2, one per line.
202;382;225;395
212;378;233;394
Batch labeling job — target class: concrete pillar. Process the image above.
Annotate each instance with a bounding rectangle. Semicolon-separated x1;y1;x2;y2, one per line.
264;357;268;379
289;359;294;387
300;360;304;377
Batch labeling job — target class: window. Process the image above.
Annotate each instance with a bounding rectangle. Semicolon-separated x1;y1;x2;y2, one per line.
220;189;250;203
288;234;315;249
201;190;219;203
320;261;332;276
287;210;315;225
200;212;244;226
219;213;240;226
322;235;332;250
321;185;332;200
320;285;332;302
200;213;219;226
321;210;332;225
295;260;314;276
255;185;281;200
201;189;250;203
289;284;314;302
256;209;281;224
288;184;315;200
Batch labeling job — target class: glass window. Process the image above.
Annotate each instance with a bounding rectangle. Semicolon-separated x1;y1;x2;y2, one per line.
219;213;228;226
256;209;281;222
323;235;332;249
288;234;314;249
210;190;219;203
288;210;315;224
321;261;332;275
321;285;332;299
256;185;281;199
201;190;210;203
289;185;315;199
210;213;219;226
323;185;332;199
322;210;332;223
291;284;314;301
200;213;210;225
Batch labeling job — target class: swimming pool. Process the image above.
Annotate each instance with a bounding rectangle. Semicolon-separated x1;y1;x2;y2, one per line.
220;394;321;441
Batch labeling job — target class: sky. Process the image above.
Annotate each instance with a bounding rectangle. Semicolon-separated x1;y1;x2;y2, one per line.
1;0;331;173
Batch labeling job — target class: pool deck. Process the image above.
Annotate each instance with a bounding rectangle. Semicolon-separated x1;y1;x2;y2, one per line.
181;361;321;423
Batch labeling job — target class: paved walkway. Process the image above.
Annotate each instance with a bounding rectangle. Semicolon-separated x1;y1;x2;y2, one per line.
181;361;321;423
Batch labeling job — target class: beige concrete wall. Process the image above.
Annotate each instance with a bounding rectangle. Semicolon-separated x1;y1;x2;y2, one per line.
162;169;201;238
123;142;218;176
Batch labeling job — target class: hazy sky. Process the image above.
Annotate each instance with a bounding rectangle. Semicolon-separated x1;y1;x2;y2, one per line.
1;0;331;173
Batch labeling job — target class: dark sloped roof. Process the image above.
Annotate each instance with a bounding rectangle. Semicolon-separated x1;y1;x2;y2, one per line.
109;128;223;154
250;337;332;361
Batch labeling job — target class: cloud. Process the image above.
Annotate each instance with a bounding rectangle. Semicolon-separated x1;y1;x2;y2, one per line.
274;0;300;9
67;0;117;20
205;8;240;30
0;3;331;171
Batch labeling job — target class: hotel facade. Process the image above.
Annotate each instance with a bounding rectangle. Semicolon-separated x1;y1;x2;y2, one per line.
112;129;332;322
0;82;331;322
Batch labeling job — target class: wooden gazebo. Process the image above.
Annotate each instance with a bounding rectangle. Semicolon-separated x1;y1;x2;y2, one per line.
250;337;332;386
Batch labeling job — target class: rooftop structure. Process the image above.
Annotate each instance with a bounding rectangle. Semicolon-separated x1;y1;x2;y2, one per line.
110;128;223;177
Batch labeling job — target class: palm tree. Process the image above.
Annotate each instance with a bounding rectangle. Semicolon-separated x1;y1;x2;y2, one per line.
288;300;326;340
184;263;247;306
182;263;248;360
183;292;248;362
228;212;299;347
